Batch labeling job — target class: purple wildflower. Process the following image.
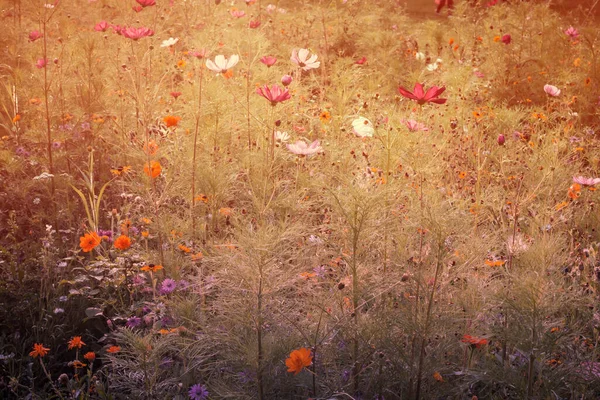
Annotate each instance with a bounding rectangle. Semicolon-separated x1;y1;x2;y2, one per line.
126;316;142;328
188;383;209;400
160;278;177;295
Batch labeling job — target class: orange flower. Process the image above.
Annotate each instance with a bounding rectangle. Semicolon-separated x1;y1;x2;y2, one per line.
485;259;505;267
30;343;50;358
461;334;488;348
141;230;150;238
72;360;87;369
219;207;233;216
163;115;181;127
107;346;121;353
433;371;444;382
114;235;132;250
68;336;86;350
110;165;132;176
141;264;163;272
178;244;191;253
319;110;331;123
12;114;21;123
79;232;101;253
285;347;313;375
83;352;96;361
448;38;454;45
144;161;162;178
568;183;581;200
143;140;159;156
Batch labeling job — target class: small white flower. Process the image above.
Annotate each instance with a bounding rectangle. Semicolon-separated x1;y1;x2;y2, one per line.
274;131;290;142
415;52;425;61
33;197;41;204
290;49;320;71
205;54;240;74
33;172;54;180
351;117;374;138
54;308;65;314
160;37;179;47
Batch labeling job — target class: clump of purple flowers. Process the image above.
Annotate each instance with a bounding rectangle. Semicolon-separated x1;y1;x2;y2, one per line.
188;383;208;400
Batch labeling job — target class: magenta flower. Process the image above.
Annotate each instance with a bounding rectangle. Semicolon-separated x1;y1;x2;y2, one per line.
398;83;447;105
497;134;505;145
401;119;428;132
355;56;367;65
256;84;291;106
136;0;156;7
94;21;110;32
544;84;560;97
121;27;155;40
573;176;600;186
29;30;43;42
565;26;579;39
260;56;277;67
36;58;48;69
287;140;323;156
501;34;511;44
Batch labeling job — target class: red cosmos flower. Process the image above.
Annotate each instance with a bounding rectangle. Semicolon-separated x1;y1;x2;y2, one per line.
398;83;447;105
256;84;291;106
136;0;156;7
121;27;155;40
94;21;110;32
249;20;261;29
355;56;367;65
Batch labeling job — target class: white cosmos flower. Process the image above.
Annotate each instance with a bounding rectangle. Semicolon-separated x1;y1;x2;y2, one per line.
415;52;425;61
205;54;240;74
351;117;374;138
160;37;179;47
290;48;320;71
274;131;290;142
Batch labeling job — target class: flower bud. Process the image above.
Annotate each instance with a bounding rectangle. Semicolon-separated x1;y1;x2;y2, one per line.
497;134;505;145
281;74;292;86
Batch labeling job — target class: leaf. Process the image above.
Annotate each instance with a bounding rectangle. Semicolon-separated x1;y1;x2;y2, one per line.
85;307;104;318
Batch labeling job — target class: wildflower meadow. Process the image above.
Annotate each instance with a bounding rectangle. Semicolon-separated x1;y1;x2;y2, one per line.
1;0;600;398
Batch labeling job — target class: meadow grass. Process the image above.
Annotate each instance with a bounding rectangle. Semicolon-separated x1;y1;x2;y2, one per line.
0;0;599;399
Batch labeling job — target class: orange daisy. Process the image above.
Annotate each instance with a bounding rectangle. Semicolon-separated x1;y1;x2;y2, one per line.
29;343;50;358
79;231;101;253
68;336;86;350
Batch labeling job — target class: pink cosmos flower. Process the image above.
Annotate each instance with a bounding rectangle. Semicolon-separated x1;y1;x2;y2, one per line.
355;56;367;65
29;30;43;42
291;48;320;71
543;84;560;97
170;91;182;99
230;9;246;18
256;84;291;106
132;5;143;12
111;24;125;35
94;21;110;32
501;34;511;44
36;58;48;69
121;27;155;40
249;20;261;29
260;56;277;67
136;0;156;7
190;48;208;59
287;140;323;156
401;119;429;132
398;83;447;105
565;26;579;39
573;176;600;186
